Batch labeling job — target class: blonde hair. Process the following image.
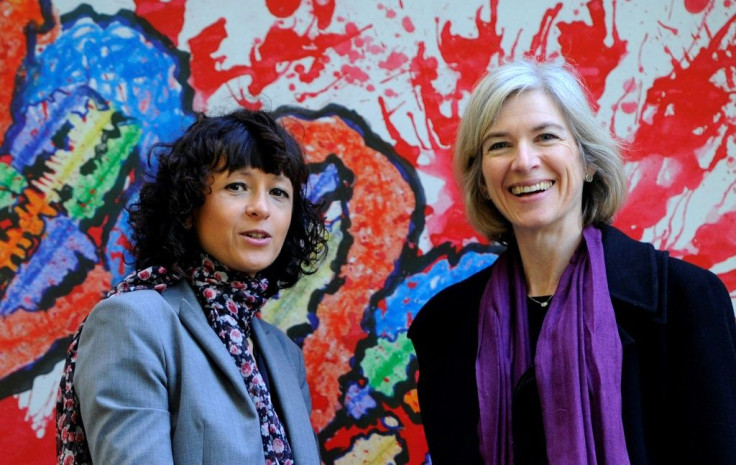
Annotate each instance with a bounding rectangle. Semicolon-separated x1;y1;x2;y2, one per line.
455;58;627;243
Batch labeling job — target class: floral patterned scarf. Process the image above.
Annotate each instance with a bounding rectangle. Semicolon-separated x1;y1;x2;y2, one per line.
56;254;295;465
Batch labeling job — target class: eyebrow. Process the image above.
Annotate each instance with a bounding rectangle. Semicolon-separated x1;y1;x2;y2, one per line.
482;122;567;142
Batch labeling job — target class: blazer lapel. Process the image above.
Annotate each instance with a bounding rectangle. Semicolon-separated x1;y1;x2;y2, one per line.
252;318;319;464
163;282;252;402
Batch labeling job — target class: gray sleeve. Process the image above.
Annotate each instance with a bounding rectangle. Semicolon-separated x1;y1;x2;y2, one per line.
75;292;175;465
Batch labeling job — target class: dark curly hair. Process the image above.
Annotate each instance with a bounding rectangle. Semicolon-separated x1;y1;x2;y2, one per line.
128;108;328;293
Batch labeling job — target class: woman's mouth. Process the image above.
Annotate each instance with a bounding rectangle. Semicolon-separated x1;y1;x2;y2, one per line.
510;181;554;196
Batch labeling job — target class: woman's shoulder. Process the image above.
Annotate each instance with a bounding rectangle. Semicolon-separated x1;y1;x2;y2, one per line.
86;282;184;329
601;225;731;308
664;253;731;309
664;251;727;286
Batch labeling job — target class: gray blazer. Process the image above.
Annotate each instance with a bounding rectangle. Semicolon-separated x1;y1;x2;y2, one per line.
75;281;321;464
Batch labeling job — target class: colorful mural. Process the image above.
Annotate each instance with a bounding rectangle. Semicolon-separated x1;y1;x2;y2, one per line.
1;0;735;463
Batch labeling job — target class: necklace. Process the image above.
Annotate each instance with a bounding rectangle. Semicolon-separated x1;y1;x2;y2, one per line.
528;295;553;308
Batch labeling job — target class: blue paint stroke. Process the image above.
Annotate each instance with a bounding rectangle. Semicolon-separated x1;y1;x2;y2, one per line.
104;201;136;286
344;381;377;419
10;13;193;169
7;88;109;171
374;250;498;341
306;162;339;204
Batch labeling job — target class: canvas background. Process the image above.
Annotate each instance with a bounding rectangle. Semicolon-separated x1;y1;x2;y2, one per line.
1;0;735;463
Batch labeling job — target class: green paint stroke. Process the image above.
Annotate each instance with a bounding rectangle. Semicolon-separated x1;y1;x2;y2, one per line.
362;331;413;396
0;162;27;209
262;223;342;331
65;117;141;220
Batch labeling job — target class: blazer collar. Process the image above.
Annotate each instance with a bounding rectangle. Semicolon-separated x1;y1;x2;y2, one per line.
600;225;664;314
163;282;252;402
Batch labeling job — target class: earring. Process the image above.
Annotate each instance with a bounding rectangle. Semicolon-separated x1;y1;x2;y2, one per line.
585;173;593;183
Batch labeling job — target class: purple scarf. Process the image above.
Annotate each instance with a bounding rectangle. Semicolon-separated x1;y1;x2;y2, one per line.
476;226;630;464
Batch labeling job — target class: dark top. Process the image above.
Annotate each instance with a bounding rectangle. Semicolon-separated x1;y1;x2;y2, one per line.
526;296;549;354
408;225;736;465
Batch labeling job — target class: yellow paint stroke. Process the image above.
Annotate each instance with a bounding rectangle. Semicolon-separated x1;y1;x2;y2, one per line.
33;105;114;203
261;224;342;331
334;431;401;465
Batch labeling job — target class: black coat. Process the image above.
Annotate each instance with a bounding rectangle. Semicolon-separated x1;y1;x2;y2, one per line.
408;226;736;465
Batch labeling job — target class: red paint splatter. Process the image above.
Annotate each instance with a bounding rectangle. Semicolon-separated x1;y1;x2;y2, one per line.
436;1;503;94
0;1;46;147
409;44;455;149
615;13;736;241
379;51;409;71
376;0;508;249
657;20;679;35
0;397;55;465
332;22;376;63
684;0;711;13
187;18;248;108
293;76;341;103
681;211;736;269
236;22;365;98
402;16;415;33
312;0;336;29
266;0;301;18
619;101;637;114
340;64;370;83
557;0;627;101
134;0;186;46
527;3;563;59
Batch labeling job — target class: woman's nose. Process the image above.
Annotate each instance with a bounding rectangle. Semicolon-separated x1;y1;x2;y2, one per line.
245;192;270;218
510;141;539;171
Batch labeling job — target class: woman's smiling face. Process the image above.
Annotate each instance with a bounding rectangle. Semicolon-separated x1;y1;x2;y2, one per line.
480;89;588;239
193;166;293;275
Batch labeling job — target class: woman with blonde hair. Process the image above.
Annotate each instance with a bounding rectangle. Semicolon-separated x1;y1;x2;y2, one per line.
409;58;736;464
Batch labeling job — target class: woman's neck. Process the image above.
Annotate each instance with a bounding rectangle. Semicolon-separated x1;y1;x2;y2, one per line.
514;226;584;297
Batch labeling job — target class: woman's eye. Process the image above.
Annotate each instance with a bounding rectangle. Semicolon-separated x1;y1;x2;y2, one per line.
226;182;247;191
271;187;290;198
486;141;509;152
538;133;559;142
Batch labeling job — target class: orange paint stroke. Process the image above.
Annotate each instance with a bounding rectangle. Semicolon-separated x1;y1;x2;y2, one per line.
0;189;56;274
282;115;415;430
0;265;110;378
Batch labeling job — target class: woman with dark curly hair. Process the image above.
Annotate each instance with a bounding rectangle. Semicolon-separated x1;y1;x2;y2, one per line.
56;109;328;465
